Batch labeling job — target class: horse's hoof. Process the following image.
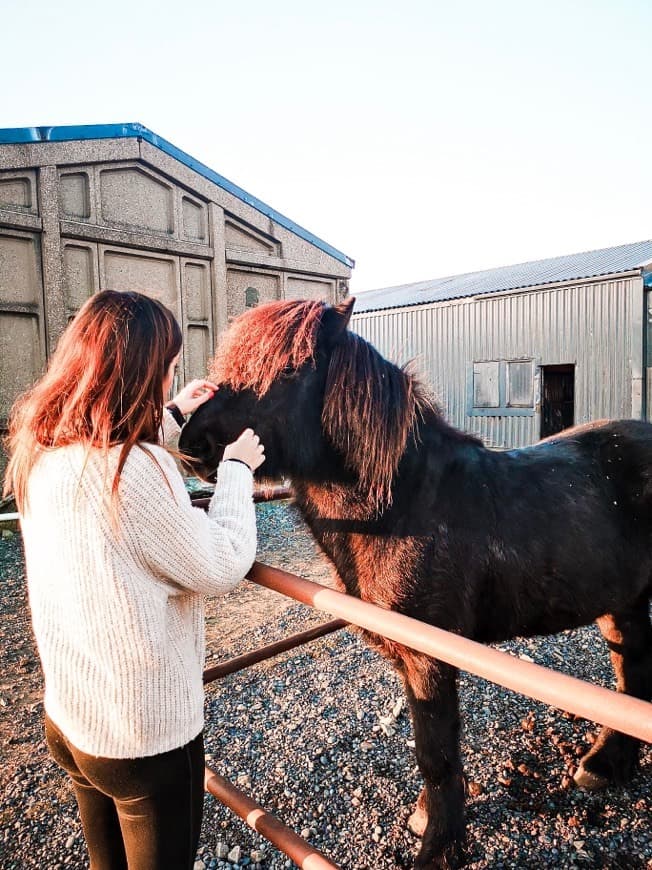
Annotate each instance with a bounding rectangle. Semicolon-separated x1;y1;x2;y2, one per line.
407;804;428;837
573;763;609;791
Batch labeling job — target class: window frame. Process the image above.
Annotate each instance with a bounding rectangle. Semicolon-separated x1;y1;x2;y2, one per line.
244;286;260;308
467;358;537;417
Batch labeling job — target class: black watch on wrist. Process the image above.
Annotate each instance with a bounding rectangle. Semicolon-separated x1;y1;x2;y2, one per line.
165;403;186;427
226;458;252;471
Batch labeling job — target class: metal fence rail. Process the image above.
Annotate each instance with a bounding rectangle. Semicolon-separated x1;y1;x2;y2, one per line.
203;618;346;683
204;767;339;870
246;561;652;744
0;484;293;526
191;484;292;511
201;559;651;869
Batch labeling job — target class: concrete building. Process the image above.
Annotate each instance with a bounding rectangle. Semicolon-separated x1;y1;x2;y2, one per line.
0;122;353;457
352;241;652;449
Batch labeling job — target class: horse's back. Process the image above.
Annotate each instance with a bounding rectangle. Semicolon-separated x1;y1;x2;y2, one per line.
537;417;652;451
534;419;652;495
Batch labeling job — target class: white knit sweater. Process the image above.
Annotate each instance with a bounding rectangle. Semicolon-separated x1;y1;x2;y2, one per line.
22;413;256;758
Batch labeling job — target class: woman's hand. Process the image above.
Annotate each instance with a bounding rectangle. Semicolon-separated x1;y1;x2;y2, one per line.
223;429;265;472
170;380;218;415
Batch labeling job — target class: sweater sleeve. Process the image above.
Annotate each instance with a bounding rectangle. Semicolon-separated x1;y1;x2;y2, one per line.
161;407;182;446
120;446;257;596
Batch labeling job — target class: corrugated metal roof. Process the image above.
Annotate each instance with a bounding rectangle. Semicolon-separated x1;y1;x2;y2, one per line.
355;240;652;313
0;123;354;269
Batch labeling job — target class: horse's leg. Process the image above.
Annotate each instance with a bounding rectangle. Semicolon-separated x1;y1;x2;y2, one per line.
399;652;465;870
574;594;652;789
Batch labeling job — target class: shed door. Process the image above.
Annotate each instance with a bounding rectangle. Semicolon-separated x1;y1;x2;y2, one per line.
540;365;574;438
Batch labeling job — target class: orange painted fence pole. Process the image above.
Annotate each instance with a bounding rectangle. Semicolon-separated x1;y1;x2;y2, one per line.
247;562;652;744
191;484;293;511
204;767;340;870
203;619;347;683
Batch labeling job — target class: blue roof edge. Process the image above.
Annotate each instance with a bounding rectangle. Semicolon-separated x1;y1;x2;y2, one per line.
0;122;354;270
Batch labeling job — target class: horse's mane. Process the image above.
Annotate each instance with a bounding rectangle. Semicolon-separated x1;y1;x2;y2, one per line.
210;300;324;395
211;299;433;513
323;332;432;512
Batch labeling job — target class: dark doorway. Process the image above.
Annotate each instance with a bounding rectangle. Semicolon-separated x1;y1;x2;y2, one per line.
541;365;575;438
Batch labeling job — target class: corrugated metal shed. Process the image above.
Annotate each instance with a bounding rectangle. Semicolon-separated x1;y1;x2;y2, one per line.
355;240;652;312
352;275;642;449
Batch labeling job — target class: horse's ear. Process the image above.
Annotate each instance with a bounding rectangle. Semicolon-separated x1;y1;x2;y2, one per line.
321;297;355;345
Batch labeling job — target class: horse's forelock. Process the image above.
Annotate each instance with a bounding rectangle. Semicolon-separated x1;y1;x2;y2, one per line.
209;299;325;395
322;332;427;513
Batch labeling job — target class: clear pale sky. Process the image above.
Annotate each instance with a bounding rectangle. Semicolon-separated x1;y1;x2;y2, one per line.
3;0;650;292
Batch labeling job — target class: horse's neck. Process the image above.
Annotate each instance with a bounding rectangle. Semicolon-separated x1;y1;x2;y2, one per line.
294;415;480;522
293;480;372;527
291;481;388;600
291;420;483;599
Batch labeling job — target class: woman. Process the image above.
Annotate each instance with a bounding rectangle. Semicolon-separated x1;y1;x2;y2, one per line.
4;290;264;869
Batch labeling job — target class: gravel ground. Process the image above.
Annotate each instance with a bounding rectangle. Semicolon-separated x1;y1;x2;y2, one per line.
1;500;651;869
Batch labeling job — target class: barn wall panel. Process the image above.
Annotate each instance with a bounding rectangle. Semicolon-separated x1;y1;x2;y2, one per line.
0;233;41;305
99;166;175;236
62;241;98;314
0;314;44;419
0;231;45;428
226;268;280;318
0;170;38;215
59;172;91;220
285;276;334;301
101;247;181;320
182;258;213;380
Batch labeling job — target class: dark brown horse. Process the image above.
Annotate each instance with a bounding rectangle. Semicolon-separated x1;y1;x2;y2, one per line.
179;298;652;869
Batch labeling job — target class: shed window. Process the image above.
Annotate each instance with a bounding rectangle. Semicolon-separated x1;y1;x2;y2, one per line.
469;359;535;416
506;360;533;407
473;361;500;408
245;286;259;308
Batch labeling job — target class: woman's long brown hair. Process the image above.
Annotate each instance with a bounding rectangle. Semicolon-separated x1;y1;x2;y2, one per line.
4;290;182;512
